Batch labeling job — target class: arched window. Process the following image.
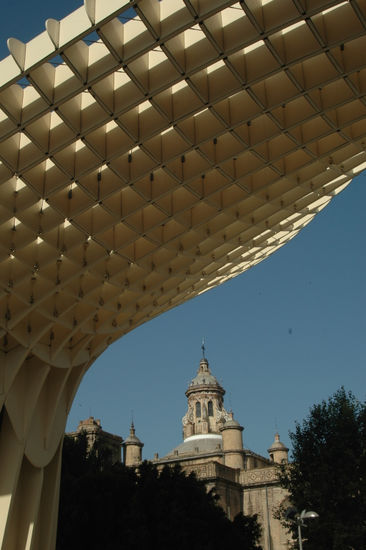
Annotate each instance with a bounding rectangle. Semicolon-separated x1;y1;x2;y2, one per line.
195;401;201;418
208;401;213;417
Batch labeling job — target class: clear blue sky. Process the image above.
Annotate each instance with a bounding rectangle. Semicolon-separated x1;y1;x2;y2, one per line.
1;2;365;460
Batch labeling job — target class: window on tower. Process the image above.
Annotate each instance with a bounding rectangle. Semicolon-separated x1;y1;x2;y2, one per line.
208;401;213;416
196;402;201;418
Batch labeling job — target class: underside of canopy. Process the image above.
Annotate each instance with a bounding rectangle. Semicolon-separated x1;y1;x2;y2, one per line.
0;0;365;548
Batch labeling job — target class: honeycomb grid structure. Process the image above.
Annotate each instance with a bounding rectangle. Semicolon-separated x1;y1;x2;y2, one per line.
0;0;365;548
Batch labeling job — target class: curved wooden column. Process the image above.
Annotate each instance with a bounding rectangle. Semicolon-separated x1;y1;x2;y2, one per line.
0;349;87;550
0;0;366;547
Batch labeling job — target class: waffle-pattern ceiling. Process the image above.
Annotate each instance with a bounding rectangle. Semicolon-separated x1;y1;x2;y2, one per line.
1;1;366;548
1;0;366;367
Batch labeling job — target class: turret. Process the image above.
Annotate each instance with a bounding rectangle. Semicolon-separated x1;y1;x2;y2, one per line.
220;412;244;469
183;356;228;439
123;422;144;467
267;433;288;464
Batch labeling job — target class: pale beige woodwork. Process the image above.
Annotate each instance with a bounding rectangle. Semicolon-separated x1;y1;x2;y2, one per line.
0;0;366;548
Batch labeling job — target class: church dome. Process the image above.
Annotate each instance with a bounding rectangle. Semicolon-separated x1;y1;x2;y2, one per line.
165;434;223;458
267;433;288;453
187;358;223;391
183;352;227;440
124;422;143;447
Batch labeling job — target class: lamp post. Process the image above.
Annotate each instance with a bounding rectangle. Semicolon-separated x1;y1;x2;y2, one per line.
296;509;319;550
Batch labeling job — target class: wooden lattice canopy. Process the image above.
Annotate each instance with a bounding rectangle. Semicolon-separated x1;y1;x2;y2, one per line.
0;1;365;548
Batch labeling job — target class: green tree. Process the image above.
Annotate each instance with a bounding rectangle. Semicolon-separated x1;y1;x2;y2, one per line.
278;388;366;550
232;513;263;549
57;437;262;550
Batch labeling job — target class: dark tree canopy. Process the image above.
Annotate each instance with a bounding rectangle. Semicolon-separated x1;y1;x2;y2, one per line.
278;388;366;550
57;435;262;550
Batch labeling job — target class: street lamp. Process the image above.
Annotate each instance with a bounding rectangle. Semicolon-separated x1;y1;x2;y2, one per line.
285;507;319;550
296;509;319;550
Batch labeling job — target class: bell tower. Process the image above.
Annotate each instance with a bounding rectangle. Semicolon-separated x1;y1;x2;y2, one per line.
182;352;231;439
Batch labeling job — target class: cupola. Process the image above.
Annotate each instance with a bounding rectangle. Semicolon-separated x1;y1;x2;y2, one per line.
182;352;230;439
267;433;289;464
123;422;144;467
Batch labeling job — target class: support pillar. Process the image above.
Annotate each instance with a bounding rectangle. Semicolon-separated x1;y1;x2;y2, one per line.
0;348;87;550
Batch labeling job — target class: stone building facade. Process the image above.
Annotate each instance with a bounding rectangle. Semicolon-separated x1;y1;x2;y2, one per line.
71;355;290;550
68;416;122;465
148;355;291;550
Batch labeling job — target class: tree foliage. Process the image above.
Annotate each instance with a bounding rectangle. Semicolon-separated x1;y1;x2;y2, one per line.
232;513;263;550
57;435;262;550
278;388;366;550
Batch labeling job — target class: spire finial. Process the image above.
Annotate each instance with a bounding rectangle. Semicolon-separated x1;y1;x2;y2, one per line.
130;416;135;436
130;410;134;430
201;338;206;358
